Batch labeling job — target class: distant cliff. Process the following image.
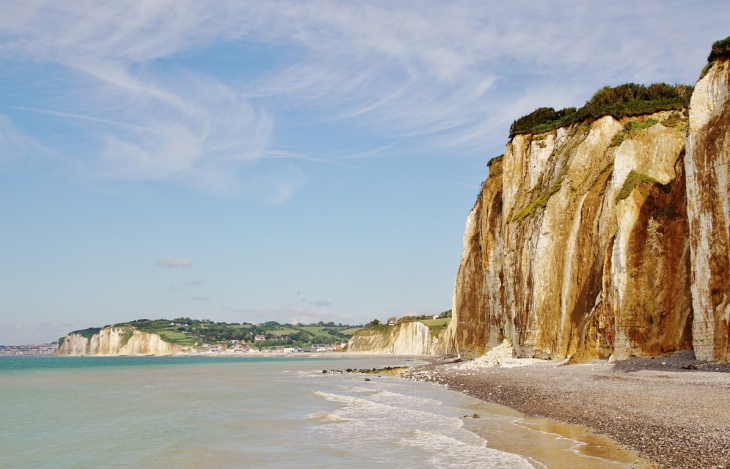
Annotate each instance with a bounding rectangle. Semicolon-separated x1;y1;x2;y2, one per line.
56;327;196;356
347;321;445;355
445;38;730;362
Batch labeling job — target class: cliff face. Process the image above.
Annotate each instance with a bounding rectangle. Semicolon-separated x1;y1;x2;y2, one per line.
686;59;730;361
446;110;694;361
56;327;195;356
348;322;443;355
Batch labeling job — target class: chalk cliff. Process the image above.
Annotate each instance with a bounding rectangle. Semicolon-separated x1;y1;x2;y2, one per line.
686;56;730;361
56;327;195;356
447;41;730;362
348;322;443;355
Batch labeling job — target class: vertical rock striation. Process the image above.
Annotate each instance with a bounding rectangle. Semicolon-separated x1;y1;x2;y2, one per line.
686;57;730;361
447;111;693;361
56;327;194;356
348;321;443;355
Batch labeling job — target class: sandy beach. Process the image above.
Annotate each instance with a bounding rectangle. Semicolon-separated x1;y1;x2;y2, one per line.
402;351;730;469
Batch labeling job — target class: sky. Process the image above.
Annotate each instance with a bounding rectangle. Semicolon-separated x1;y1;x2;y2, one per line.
1;1;728;345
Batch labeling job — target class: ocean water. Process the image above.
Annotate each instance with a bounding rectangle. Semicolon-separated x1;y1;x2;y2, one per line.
0;356;636;468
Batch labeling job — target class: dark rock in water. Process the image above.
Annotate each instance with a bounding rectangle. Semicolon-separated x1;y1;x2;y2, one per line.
322;370;327;373
472;413;480;419
364;378;370;381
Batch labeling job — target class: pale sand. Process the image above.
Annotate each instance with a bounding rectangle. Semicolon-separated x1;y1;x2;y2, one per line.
403;351;730;469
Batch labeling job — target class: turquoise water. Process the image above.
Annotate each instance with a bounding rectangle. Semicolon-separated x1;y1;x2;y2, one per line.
0;356;634;468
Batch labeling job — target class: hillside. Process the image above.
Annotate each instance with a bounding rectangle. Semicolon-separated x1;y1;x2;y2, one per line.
348;314;451;355
57;318;362;355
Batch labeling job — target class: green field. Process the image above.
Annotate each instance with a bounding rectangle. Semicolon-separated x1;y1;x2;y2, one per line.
418;318;451;338
156;330;197;346
63;318;362;348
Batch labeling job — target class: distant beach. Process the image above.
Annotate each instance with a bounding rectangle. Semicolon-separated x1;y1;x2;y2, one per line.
403;352;730;469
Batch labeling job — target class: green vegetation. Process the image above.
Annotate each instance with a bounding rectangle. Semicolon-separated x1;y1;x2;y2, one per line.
355;310;452;340
419;318;451;339
615;170;664;201
508;172;565;223
701;36;730;79
509;83;692;138
487;154;505;178
473;154;504;210
119;328;134;348
708;36;730;63
350;366;408;375
352;324;394;341
74;327;101;340
609;118;659;147
660;113;687;130
509;107;577;138
67;318;360;349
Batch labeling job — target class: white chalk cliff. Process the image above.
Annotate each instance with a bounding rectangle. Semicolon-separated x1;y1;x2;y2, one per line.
56;327;195;356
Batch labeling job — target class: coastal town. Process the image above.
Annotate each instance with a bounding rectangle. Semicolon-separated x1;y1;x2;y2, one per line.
0;343;56;356
198;339;349;354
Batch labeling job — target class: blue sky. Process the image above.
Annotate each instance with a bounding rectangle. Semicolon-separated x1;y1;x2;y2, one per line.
1;1;728;344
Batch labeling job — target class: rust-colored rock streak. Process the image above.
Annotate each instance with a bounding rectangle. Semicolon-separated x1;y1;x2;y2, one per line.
686;59;730;361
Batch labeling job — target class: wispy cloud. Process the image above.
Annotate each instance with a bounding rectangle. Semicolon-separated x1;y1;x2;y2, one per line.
0;0;727;194
155;257;192;268
309;300;332;307
0;116;50;171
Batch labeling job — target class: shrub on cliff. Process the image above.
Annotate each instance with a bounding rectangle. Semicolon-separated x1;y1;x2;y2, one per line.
509;83;693;138
701;36;730;79
708;36;730;62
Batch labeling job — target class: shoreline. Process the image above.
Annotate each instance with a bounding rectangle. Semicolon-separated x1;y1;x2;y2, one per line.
402;352;730;469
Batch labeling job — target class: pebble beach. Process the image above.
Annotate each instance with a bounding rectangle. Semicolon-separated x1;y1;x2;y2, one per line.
403;348;730;469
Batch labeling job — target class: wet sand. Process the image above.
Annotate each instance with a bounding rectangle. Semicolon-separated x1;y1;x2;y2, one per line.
402;351;730;469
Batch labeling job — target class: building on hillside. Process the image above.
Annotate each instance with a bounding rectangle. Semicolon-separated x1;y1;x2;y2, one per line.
254;334;266;342
387;317;397;326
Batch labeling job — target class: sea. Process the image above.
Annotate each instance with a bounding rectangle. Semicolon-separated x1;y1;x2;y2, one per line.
0;356;639;469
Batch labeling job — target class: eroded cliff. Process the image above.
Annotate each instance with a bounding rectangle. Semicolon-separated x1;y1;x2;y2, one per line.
56;327;195;356
347;321;443;355
447;102;697;361
686;56;730;361
448;41;730;362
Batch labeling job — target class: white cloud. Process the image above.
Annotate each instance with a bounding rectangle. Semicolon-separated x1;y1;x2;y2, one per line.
155;257;192;268
0;0;727;192
309;300;332;307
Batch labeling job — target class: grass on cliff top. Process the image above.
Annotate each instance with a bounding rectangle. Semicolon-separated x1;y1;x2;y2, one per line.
353;324;393;338
509;83;692;138
701;36;730;79
419;318;451;339
71;327;101;340
615;170;664;202
708;36;730;63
